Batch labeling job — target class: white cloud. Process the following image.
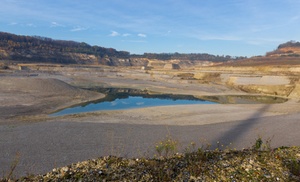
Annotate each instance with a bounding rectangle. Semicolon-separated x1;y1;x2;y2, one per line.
290;15;300;21
193;33;241;41
26;23;36;27
246;38;285;46
109;31;120;36
9;22;18;25
205;36;240;41
50;21;64;27
111;102;117;106
136;102;144;106
122;33;131;37
128;40;147;43
71;26;88;32
8;22;37;27
138;33;147;38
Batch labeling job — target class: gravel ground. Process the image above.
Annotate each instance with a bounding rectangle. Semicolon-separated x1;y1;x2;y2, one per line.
1;69;300;178
1;112;300;177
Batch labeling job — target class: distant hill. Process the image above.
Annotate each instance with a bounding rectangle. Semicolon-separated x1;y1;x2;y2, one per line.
0;32;130;65
0;32;244;66
216;41;300;67
266;41;300;57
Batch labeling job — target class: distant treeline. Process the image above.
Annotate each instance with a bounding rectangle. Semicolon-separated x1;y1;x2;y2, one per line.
131;53;246;62
0;32;130;58
0;31;245;64
278;41;300;49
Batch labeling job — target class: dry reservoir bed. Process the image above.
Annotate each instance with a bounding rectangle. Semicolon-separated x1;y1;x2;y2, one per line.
0;71;300;177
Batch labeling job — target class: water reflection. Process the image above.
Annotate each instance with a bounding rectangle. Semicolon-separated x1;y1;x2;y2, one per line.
50;88;215;116
50;88;288;117
199;95;288;104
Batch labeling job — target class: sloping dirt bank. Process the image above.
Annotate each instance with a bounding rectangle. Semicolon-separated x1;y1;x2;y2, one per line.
0;77;104;121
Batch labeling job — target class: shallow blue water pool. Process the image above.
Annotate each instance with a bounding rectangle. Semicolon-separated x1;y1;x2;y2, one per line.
50;95;216;117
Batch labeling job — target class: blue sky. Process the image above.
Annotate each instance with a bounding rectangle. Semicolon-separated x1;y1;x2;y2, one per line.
1;0;300;57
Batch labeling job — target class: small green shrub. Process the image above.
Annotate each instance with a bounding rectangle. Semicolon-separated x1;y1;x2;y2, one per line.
155;135;178;158
252;137;263;151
